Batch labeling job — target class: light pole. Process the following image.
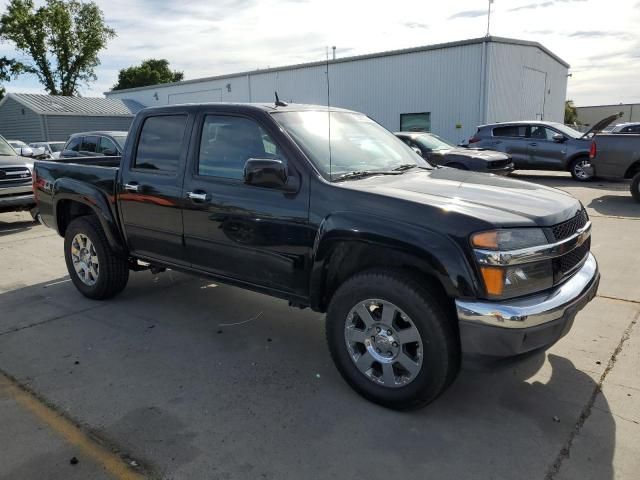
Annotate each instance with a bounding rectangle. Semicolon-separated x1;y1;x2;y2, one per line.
486;0;494;36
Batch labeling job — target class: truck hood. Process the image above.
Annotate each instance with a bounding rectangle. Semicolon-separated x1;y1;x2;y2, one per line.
338;167;581;227
0;155;29;167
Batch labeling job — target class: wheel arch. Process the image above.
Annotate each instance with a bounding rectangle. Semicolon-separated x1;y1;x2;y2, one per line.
53;179;125;254
308;213;478;313
624;160;640;179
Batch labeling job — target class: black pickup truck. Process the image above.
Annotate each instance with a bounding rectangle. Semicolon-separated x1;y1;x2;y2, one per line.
34;103;600;409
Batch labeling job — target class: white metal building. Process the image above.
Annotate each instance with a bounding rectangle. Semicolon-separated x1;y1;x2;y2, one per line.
105;36;569;143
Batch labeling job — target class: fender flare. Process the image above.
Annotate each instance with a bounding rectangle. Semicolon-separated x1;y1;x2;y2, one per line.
52;178;125;254
308;212;479;310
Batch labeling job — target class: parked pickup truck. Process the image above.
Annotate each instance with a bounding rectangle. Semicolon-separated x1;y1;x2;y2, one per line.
34;103;600;410
0;135;35;214
589;134;640;202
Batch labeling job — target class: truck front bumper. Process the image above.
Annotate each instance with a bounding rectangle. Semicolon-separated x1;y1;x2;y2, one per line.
0;193;35;213
455;253;599;357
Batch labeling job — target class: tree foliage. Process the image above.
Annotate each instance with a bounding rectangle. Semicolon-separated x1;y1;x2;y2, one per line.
112;59;184;91
564;100;578;125
0;0;115;96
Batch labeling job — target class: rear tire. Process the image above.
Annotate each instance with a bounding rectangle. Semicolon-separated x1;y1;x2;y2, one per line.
569;157;593;182
64;216;129;300
326;270;460;410
631;172;640;203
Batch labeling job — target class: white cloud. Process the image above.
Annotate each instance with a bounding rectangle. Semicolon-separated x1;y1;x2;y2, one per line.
1;0;639;105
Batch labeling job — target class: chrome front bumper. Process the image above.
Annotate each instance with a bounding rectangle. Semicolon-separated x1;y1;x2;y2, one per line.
455;253;599;355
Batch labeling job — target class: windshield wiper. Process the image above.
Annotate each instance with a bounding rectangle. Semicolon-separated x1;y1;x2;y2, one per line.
392;164;419;172
332;170;401;182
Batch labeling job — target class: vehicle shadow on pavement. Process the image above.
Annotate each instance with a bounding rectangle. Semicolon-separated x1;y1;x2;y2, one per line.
0;219;36;236
0;275;616;480
588;195;640;217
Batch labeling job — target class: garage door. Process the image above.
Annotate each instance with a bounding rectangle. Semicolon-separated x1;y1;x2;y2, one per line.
168;89;223;105
521;67;547;120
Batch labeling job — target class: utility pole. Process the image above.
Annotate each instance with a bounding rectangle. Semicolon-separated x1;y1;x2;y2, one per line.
486;0;494;37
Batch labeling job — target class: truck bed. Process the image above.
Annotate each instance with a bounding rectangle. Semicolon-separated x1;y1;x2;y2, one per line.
34;156;121;232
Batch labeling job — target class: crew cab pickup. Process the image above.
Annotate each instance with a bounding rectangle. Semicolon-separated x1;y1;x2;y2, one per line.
34;103;600;410
589;134;640;202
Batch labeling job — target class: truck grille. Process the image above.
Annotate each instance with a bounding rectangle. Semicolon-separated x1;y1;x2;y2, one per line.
554;237;591;283
488;159;511;169
0;166;32;187
550;209;589;241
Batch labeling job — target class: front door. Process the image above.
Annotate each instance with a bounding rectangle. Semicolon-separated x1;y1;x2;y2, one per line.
118;113;192;264
182;109;312;296
527;126;566;169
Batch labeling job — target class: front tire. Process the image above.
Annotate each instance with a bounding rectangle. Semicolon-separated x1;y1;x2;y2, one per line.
631;172;640;203
64;216;129;299
569;157;593;182
326;270;460;410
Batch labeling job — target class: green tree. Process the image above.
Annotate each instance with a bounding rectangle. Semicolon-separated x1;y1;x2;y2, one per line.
564;99;578;124
0;56;24;100
0;0;115;96
112;59;184;91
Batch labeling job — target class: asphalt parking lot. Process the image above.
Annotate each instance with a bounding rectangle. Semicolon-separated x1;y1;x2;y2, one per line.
1;172;639;480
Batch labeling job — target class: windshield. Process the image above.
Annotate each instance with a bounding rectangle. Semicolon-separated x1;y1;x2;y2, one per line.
549;123;582;139
414;133;455;151
273;111;429;180
49;143;64;152
0;137;17;156
113;135;127;149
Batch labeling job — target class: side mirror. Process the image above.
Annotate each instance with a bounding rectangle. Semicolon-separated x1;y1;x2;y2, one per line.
19;147;34;157
244;158;292;189
552;133;566;143
411;146;423;157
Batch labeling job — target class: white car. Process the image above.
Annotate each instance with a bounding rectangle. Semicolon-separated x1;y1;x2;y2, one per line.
29;141;66;159
8;140;46;158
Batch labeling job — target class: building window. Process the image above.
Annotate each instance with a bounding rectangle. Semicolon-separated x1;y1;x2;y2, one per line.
400;112;431;132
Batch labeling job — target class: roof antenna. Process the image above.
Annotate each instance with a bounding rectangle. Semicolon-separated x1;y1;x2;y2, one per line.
275;92;288;107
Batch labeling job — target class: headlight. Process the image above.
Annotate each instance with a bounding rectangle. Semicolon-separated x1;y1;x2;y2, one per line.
471;228;553;299
479;261;553;298
471;228;547;250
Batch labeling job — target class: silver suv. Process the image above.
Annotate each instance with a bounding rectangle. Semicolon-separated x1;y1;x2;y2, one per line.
468;114;619;181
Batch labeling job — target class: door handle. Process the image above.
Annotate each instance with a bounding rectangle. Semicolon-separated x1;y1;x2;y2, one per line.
187;191;209;202
124;183;140;193
528;142;537;147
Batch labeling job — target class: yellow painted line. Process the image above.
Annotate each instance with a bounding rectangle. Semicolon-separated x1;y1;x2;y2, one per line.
0;373;146;480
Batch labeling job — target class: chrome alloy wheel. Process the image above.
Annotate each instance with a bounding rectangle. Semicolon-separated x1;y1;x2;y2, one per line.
573;159;592;180
344;299;423;388
70;233;99;286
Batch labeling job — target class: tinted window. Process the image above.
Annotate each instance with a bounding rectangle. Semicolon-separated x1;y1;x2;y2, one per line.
81;136;98;153
493;125;528;138
66;137;82;152
622;125;640;133
198;115;283;180
134;115;187;173
98;137;119;155
400;112;431;132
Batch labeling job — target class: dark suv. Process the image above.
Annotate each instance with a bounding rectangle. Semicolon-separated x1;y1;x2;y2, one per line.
61;131;128;159
468;115;619;181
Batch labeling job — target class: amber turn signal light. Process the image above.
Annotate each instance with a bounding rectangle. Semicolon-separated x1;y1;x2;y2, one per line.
471;230;498;249
480;266;505;296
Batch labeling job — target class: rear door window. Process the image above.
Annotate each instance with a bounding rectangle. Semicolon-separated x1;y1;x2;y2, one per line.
134;115;188;173
493;125;529;138
98;137;119;155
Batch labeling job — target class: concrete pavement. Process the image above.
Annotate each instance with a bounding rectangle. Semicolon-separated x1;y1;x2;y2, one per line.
0;172;638;480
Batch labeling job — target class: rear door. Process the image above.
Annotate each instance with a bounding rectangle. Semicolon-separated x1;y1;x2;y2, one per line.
79;136;100;157
491;125;531;166
181;107;312;296
527;125;566;169
118;112;194;265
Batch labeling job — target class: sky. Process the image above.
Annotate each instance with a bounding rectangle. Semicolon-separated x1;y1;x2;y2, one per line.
1;0;639;106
